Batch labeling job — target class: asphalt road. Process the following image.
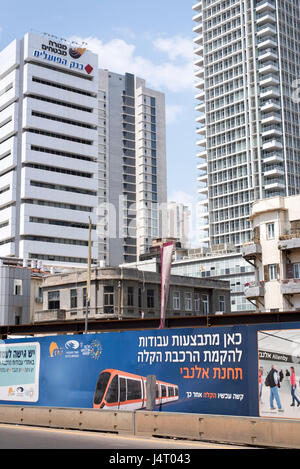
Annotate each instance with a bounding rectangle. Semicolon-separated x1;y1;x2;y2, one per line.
0;423;255;452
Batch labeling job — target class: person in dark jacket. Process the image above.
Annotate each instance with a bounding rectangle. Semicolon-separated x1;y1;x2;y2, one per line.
268;365;284;412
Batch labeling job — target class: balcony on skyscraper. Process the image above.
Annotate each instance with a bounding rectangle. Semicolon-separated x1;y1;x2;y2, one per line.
196;136;206;148
264;167;285;178
257;36;277;50
195;102;205;113
256;0;276;14
261;124;281;137
192;0;202;11
260;99;281;112
258;60;279;74
264;180;285;191
261;112;281;125
196;124;206;137
198;170;207;183
256;11;276;26
260;87;280;99
198;181;208;195
262;138;283;151
263;153;284;165
257;23;277;38
258;47;278;62
260;73;279;87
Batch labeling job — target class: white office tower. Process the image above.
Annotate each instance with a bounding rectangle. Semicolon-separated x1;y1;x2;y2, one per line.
0;33;98;266
98;70;167;266
193;0;300;248
167;201;191;248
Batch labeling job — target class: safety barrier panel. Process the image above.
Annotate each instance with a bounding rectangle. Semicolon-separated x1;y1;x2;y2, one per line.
134;411;300;448
0;405;300;448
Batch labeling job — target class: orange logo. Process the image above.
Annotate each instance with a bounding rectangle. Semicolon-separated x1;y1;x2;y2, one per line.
69;47;86;59
49;342;63;357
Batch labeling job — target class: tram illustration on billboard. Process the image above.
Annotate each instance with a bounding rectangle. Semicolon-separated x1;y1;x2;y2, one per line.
93;369;179;411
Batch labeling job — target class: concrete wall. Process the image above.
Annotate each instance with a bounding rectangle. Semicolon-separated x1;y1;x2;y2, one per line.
1;406;300;448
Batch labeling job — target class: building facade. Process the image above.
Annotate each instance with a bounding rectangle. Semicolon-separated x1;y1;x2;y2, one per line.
0;257;48;325
34;266;230;322
0;263;31;325
171;245;255;314
242;195;300;311
167;201;191;249
97;70;167;267
0;33;167;270
0;32;99;267
123;239;255;314
193;0;300;248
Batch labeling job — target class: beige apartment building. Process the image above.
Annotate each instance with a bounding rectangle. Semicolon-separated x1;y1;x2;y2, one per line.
242;195;300;312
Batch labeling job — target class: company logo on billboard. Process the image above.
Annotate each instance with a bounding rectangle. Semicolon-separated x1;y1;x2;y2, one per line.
65;340;80;351
69;47;86;59
89;339;103;360
49;341;63;358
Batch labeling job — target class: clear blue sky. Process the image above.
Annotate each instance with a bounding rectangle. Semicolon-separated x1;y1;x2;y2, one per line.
1;0;197;207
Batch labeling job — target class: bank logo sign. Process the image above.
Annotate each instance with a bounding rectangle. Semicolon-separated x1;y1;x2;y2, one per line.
69;47;86;59
33;39;93;75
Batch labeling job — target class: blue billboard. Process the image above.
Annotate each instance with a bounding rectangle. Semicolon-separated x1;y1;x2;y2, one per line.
1;322;300;418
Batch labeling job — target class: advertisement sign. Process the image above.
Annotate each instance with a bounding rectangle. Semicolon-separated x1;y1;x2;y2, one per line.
24;32;97;77
257;327;300;419
0;322;300;419
0;342;40;402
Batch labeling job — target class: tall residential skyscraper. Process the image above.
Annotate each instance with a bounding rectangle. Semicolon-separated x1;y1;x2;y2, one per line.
193;0;300;248
0;32;99;267
97;70;167;266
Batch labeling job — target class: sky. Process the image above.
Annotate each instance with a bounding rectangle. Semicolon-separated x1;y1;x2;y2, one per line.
0;0;199;241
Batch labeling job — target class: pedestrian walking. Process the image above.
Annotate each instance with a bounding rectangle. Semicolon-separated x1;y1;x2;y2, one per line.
265;365;284;412
290;366;300;407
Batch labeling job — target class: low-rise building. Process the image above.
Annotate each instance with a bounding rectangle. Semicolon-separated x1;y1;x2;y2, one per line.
0;262;31;325
126;241;255;314
34;266;230;322
242;195;300;312
0;258;48;325
171;245;255;314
